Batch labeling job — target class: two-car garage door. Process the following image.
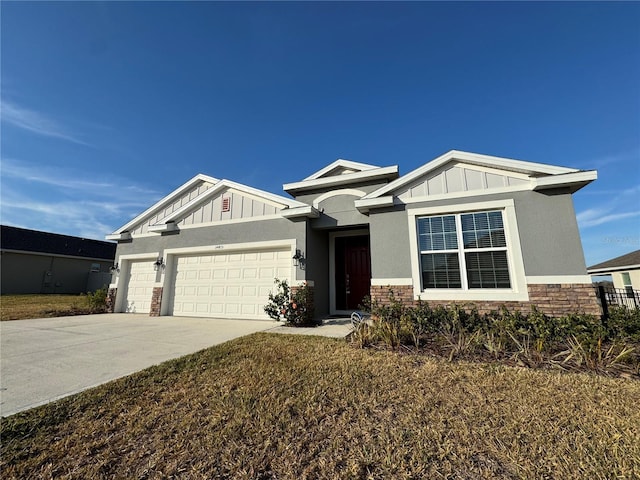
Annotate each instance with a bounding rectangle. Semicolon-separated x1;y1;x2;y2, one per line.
169;248;291;320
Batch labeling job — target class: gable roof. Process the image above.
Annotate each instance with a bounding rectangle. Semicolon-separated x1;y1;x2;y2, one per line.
358;150;596;205
303;159;381;180
284;159;399;195
1;225;116;260
108;174;311;238
111;173;219;235
587;249;640;274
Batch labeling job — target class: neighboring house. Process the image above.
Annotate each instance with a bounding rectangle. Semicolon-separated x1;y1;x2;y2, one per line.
588;249;640;291
106;150;601;318
1;225;116;295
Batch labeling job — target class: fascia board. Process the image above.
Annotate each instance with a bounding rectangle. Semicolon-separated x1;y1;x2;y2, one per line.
284;166;399;194
448;150;577;175
362;150;579;200
113;173;219;234
105;232;131;241
588;264;640;275
147;222;178;233
281;205;320;219
532;170;597;191
354;196;395;213
303;159;381;181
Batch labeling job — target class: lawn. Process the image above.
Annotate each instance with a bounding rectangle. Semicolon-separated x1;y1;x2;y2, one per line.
1;294;100;321
2;333;639;479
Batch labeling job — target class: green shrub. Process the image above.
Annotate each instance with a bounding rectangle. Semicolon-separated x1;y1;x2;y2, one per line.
607;306;640;343
84;286;108;313
264;279;315;327
358;290;639;376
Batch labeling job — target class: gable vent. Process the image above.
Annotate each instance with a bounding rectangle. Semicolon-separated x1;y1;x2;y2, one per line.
222;196;231;212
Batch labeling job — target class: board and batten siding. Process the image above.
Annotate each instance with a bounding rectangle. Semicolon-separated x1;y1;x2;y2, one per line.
179;190;279;226
397;164;529;200
129;182;215;235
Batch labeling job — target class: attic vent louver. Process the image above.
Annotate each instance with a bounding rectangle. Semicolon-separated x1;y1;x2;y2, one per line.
222;196;231;212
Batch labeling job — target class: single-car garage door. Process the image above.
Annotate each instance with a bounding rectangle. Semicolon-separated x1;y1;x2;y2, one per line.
169;248;291;319
122;260;156;313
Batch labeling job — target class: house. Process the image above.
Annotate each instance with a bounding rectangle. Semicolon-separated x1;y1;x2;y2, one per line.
587;249;640;291
1;225;116;295
105;150;601;318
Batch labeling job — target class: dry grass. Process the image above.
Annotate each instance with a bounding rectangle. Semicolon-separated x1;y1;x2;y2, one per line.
2;333;639;479
0;295;93;321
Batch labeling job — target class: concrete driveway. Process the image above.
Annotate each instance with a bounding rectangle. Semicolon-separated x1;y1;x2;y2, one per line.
0;314;275;417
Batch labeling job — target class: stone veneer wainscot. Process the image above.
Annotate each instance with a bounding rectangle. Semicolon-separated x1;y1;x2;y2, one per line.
370;284;602;317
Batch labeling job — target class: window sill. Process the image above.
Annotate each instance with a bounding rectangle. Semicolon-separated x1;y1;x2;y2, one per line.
415;289;529;302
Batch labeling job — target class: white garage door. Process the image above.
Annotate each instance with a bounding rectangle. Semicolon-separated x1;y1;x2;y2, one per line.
123;260;156;313
170;248;292;319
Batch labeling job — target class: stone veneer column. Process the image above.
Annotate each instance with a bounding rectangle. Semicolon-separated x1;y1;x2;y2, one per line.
150;287;163;317
106;288;117;313
370;283;602;318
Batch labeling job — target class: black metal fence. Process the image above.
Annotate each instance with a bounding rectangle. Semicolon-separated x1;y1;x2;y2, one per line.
596;285;640;318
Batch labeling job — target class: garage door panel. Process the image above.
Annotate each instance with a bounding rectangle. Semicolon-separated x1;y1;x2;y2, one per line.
226;269;240;279
170;247;291;319
123;260;156;314
243;268;258;279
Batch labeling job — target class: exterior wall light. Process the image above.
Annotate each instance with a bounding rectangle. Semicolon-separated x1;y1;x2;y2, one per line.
292;249;304;267
109;263;119;273
153;256;165;271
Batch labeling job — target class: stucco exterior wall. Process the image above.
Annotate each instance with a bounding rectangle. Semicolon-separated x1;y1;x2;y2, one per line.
311;194;371;229
115;217;308;282
304;225;329;317
513;189;587;276
368;189;589;280
292;180;387;206
369;206;412;279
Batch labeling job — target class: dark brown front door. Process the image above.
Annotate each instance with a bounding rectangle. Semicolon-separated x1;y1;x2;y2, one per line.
335;235;371;311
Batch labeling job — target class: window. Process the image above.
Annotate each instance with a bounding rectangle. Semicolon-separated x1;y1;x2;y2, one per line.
90;263;101;273
417;210;511;290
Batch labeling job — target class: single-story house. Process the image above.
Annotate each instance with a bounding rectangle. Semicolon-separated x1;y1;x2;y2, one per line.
588;249;640;291
1;225;116;295
106;150;601;319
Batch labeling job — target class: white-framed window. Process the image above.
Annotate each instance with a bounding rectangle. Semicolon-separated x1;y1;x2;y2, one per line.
407;199;528;301
418;211;511;290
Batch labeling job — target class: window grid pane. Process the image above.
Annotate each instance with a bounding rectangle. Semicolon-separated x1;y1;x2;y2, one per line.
421;253;461;289
417;215;457;252
465;251;511;288
417;211;511;290
461;211;506;249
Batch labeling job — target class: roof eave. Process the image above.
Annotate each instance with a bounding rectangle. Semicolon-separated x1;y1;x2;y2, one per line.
588;264;640;275
284;166;399;195
532;170;598;193
113;174;219;234
281;206;320;219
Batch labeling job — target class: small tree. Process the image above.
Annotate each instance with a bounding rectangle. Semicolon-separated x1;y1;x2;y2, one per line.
264;279;314;327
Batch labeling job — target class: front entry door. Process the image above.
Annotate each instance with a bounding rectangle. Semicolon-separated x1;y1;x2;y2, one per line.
335;235;371;311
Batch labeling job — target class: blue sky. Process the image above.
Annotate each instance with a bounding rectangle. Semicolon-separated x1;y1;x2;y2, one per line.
1;2;639;267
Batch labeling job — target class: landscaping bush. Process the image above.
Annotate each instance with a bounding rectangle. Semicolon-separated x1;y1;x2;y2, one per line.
607;305;640;343
84;286;108;313
354;289;639;377
264;279;315;327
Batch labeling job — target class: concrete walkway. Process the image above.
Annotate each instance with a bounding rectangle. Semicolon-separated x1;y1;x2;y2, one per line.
268;316;353;338
0;314;353;417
